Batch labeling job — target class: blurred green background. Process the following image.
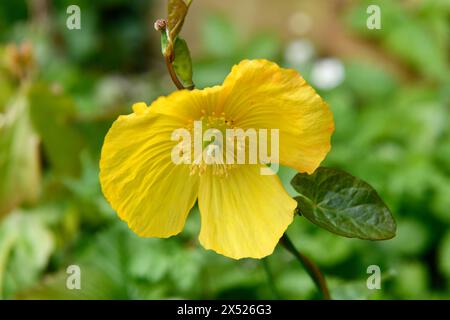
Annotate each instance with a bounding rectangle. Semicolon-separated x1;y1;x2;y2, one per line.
0;0;449;299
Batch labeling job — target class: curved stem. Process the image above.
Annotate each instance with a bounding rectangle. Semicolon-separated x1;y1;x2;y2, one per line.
280;234;331;300
165;53;186;90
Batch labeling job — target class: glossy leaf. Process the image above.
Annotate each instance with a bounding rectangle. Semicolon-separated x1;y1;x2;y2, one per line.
291;167;396;240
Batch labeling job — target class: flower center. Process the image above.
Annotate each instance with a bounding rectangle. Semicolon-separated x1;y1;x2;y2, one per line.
187;110;237;177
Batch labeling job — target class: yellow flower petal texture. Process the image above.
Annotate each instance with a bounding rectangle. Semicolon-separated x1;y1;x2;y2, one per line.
198;165;296;259
100;103;199;237
221;59;334;174
150;85;224;122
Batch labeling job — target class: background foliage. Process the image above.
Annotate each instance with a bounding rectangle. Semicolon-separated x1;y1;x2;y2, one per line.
0;0;449;299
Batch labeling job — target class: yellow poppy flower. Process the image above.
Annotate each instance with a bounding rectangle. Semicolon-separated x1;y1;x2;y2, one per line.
99;59;334;259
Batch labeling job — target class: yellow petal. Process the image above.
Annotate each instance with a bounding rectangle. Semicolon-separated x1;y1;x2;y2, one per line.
99;110;199;237
131;102;148;115
221;59;334;174
150;86;224;121
197;165;296;259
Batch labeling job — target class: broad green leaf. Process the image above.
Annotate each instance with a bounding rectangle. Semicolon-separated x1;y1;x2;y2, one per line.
167;0;192;41
291;167;396;240
173;37;194;88
28;84;84;176
0;94;40;216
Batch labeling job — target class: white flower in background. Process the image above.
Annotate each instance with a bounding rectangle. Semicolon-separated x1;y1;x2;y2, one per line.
311;58;345;90
284;39;315;67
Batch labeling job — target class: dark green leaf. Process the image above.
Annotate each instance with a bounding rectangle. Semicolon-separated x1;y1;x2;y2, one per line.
291;167;396;240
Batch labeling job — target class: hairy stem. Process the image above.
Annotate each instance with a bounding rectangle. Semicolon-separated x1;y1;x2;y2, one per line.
280;234;331;300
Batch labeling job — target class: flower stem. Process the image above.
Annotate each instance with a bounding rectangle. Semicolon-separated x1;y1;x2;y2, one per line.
280;234;331;300
165;53;186;90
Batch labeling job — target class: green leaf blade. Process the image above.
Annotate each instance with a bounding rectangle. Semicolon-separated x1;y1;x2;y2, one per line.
291;167;396;240
160;29;169;56
172;37;194;88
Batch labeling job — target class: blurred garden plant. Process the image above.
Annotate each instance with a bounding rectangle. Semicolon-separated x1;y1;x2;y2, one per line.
99;0;396;299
